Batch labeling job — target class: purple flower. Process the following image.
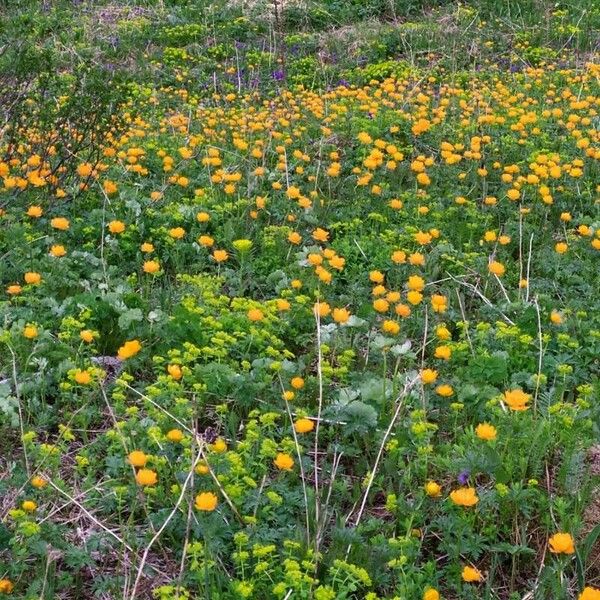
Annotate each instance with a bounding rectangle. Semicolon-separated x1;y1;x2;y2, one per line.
272;70;285;81
458;470;470;485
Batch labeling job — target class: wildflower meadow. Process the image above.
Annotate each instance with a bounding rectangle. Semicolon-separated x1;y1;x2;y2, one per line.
0;0;599;598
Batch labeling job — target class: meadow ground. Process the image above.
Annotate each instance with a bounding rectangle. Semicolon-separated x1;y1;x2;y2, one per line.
0;0;599;598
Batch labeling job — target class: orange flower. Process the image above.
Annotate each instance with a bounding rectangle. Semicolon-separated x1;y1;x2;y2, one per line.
195;492;218;511
51;217;70;230
108;220;126;234
450;487;479;507
549;532;575;554
503;389;531;411
294;418;314;433
247;308;264;321
166;429;184;443
488;260;505;276
420;369;438;384
24;272;41;285
475;423;497;441
117;340;142;360
27;205;43;218
212;249;229;262
579;587;600;600
136;468;158;486
128;450;148;467
273;452;294;471
312;228;329;243
462;565;483;582
332;307;350;324
143;260;160;274
50;245;66;257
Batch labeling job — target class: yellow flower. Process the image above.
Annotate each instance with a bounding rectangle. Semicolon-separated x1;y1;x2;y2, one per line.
407;275;425;291
555;242;568;254
503;389;531;411
128;450;148;467
169;227;185;239
420;369;438;384
50;245;66;257
211;438;227;453
80;330;95;343
450;487;479;507
294;418;314;433
22;500;37;512
195;491;218;511
332;307;350;323
24;272;41;285
273;452;294;471
579;587;600;600
488;260;505;276
475;423;497;441
27;205;43;218
291;377;305;390
108;220;126;234
436;325;451;340
407;290;423;305
373;300;390;314
51;217;70;230
0;579;14;593
196;211;210;223
431;294;447;313
7;284;22;295
423;589;440;600
141;242;154;253
247;308;264;321
117;340;142;360
74;369;92;385
550;310;563;324
23;325;38;339
143;260;160;274
168;364;182;380
136;468;158;486
31;476;47;489
435;384;453;397
434;345;451;360
212;249;229;262
462;565;483;582
382;320;400;335
425;481;442;497
312;228;329;243
166;429;184;443
549;532;575;554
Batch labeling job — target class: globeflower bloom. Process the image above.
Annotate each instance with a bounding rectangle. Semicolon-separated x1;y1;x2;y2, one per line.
579;587;600;600
195;492;218;511
423;589;439;600
273;452;294;471
108;220;126;234
143;260;160;274
503;389;531;411
549;532;575;554
425;481;442;497
450;487;479;507
51;217;70;230
420;369;438;384
475;423;497;441
294;418;314;433
488;260;506;276
136;468;158;486
128;450;148;467
462;565;483;582
117;339;142;360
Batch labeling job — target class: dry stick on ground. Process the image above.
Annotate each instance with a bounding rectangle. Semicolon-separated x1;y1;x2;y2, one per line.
313;303;325;554
344;375;418;557
47;479;137;555
6;342;30;476
532;296;544;416
446;272;516;326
